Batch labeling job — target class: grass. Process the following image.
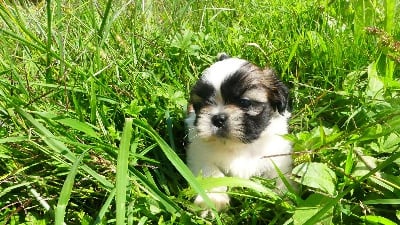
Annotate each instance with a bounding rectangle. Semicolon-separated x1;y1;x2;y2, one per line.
0;0;399;224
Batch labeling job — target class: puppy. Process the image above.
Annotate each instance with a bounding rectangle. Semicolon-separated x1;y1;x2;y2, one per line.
185;53;293;215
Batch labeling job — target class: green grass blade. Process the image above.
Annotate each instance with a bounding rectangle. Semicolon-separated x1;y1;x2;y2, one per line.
15;107;113;189
0;3;46;49
283;37;301;77
361;215;397;225
364;199;400;205
1;0;399;223
55;151;86;225
90;78;97;124
165;110;176;150
88;141;181;214
272;160;298;196
0;182;31;198
128;166;180;214
384;0;395;34
55;118;99;139
196;177;279;199
133;119;222;224
0;136;28;143
344;146;354;185
383;0;396;80
54;0;66;87
93;188;116;225
0;26;86;77
0;28;46;52
98;0;113;41
116;118;133;225
46;0;53;82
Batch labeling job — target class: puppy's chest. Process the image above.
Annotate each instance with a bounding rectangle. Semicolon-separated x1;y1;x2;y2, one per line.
213;145;272;179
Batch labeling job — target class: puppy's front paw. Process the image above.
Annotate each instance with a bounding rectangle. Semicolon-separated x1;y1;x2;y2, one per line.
194;193;230;217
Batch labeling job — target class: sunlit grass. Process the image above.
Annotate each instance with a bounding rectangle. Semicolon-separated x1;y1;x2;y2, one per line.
0;0;399;224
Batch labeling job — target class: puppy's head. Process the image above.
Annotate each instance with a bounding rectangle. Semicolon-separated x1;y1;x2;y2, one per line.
189;54;289;143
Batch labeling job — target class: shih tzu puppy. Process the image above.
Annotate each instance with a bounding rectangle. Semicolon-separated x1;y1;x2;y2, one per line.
185;53;293;216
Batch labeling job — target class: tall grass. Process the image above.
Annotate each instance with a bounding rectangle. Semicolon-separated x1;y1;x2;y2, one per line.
0;0;399;224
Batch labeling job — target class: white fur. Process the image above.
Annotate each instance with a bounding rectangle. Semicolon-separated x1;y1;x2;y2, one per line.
186;111;292;214
194;187;229;218
202;58;247;91
186;111;292;179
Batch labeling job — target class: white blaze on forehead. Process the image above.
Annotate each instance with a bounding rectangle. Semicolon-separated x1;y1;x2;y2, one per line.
201;58;248;89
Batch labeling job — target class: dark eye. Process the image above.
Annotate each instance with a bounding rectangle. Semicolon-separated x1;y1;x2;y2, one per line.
192;98;215;112
238;98;252;108
205;99;215;105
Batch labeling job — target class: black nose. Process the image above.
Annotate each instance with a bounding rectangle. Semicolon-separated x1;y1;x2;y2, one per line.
211;114;227;128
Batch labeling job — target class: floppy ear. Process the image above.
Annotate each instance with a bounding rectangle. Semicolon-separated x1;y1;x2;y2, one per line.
216;52;230;61
264;69;290;114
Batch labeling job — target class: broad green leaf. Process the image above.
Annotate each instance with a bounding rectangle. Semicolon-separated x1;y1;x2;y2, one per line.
368;172;400;192
380;174;400;190
382;133;400;152
293;162;336;195
342;70;366;93
352;155;378;177
293;194;333;225
370;176;395;192
303;149;400;225
366;62;384;100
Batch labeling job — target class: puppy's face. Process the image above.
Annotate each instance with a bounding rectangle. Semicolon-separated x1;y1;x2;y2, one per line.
189;55;289;144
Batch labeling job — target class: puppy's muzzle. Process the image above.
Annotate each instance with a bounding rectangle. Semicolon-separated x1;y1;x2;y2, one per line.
211;113;228;128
